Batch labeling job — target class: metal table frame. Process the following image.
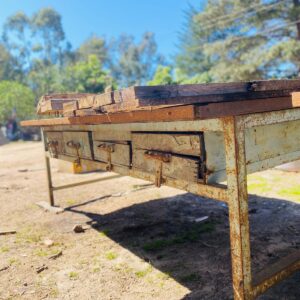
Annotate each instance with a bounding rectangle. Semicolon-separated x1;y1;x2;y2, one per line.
42;108;300;300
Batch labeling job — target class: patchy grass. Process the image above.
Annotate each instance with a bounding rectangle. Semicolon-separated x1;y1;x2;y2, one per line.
278;186;300;201
93;266;101;273
99;229;110;237
135;266;152;278
66;199;77;205
143;222;215;252
16;226;45;244
105;251;118;260
68;271;79;280
9;257;20;265
247;176;270;194
34;247;62;257
0;246;9;253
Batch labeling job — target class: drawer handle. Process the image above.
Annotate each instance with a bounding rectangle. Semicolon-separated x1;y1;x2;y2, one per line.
97;143;114;153
144;150;171;163
144;150;171;187
66;141;81;150
97;143;115;171
66;141;81;166
47;140;59;157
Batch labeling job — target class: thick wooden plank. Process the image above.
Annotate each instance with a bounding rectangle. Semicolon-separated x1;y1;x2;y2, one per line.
63;101;78;117
37;93;92;114
63;131;93;159
21;105;197;127
107;80;300;109
195;96;296;119
78;94;95;109
133;149;200;182
75;109;98;116
132;133;202;156
93;141;131;166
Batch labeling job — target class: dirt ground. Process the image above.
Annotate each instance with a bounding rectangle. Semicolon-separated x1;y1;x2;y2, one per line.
0;141;299;300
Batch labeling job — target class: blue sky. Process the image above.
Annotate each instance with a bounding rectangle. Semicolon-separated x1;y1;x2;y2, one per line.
0;0;202;60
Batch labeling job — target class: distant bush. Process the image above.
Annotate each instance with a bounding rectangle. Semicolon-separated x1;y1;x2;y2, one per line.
0;81;35;123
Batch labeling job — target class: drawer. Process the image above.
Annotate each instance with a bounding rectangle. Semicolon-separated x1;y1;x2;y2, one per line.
132;132;203;156
45;131;64;158
93;141;131;167
132;132;205;186
133;149;201;183
63;131;93;159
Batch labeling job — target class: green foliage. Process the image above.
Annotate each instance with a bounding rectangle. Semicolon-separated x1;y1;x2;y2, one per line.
147;65;174;85
77;35;108;64
177;0;300;82
0;81;35;123
63;54;114;93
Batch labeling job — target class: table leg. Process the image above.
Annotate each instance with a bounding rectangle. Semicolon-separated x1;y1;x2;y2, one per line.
223;117;252;300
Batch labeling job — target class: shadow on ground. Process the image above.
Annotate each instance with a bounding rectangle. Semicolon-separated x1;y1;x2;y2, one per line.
64;191;300;300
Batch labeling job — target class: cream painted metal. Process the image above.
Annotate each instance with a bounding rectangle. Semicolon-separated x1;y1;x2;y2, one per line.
42;108;300;300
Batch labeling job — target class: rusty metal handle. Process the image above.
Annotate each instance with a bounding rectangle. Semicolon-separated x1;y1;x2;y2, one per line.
47;140;58;147
144;150;171;163
66;140;81;150
97;143;114;152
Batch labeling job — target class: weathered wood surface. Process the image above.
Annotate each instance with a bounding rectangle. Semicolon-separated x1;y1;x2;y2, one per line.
35;80;300;116
37;93;93;114
133;149;200;182
45;131;64;156
63;101;78;117
62;131;93;159
132;133;203;156
93;141;131;166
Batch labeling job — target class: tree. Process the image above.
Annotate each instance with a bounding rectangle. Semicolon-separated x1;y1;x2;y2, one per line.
31;7;66;66
147;65;174;85
176;0;300;82
0;43;17;80
63;54;114;93
77;35;108;65
2;11;31;80
110;32;164;86
0;81;35;123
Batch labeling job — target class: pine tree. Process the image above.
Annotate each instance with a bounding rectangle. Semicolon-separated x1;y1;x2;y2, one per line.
177;0;300;82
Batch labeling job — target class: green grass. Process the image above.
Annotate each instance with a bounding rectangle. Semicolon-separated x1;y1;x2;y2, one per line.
9;257;20;265
278;186;300;201
143;222;215;252
68;271;79;280
105;251;118;260
99;229;110;237
0;246;9;253
247;176;270;194
135;266;152;278
16;226;43;244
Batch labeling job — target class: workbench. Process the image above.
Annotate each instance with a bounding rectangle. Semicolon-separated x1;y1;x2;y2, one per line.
21;81;300;299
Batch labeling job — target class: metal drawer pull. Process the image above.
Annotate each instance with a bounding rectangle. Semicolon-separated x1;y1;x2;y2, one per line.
97;143;115;171
144;150;171;187
66;141;81;150
47;140;59;157
66;140;81;166
97;143;114;153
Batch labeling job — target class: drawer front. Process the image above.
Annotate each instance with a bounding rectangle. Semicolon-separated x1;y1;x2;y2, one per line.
45;131;64;158
132;132;203;156
93;141;131;167
63;131;93;159
132;132;205;184
133;149;200;182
